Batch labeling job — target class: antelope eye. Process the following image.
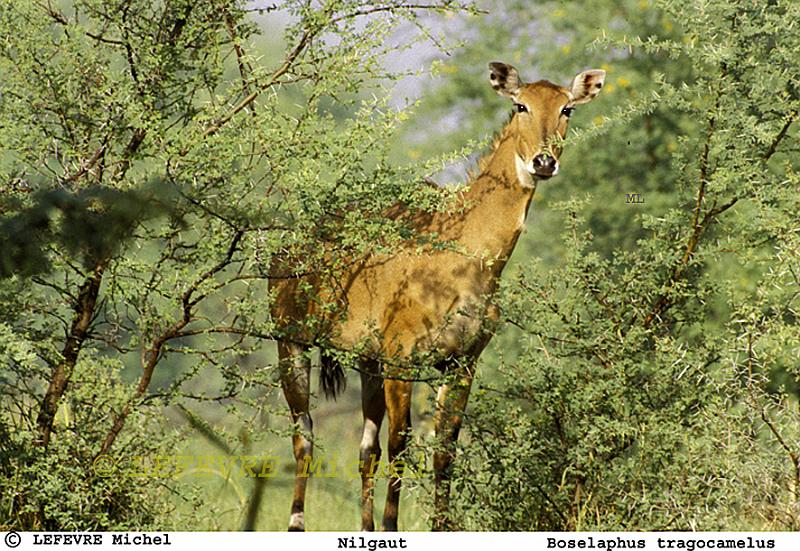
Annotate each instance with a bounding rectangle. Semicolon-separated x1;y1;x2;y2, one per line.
561;106;574;117
514;103;528;113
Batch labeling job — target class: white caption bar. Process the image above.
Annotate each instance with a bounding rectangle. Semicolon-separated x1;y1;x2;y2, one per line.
2;532;796;551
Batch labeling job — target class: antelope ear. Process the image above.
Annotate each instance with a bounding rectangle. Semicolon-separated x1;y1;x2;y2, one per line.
489;62;522;99
569;69;606;104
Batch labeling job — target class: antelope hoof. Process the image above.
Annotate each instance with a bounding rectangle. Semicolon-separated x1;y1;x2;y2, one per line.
288;512;305;532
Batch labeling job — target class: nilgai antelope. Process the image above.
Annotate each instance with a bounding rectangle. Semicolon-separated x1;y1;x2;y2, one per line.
270;62;605;531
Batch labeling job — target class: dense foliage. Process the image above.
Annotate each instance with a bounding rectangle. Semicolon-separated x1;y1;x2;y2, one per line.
0;0;474;529
404;0;800;531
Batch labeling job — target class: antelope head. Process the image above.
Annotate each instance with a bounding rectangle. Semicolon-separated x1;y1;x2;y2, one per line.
489;61;605;180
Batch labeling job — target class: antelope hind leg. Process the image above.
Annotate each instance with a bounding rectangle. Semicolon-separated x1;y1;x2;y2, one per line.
359;362;386;531
278;341;313;531
432;362;474;531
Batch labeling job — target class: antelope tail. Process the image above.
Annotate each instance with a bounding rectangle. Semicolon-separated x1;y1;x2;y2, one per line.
319;351;346;400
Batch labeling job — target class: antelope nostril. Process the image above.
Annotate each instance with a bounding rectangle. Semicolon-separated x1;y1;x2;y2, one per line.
533;154;556;171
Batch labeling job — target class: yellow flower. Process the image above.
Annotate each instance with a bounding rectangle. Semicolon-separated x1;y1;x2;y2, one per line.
638;0;649;10
441;64;459;74
616;76;631;88
593;115;605;126
604;82;616;93
561;44;571;55
553;8;566;18
407;149;421;160
601;63;611;73
667;142;677;152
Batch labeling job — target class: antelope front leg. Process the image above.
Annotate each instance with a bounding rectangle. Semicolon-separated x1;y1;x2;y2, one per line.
359;366;386;531
382;379;413;531
278;342;313;532
432;364;474;531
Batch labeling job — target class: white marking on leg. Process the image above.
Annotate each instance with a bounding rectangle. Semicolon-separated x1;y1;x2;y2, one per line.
360;419;379;452
289;512;305;531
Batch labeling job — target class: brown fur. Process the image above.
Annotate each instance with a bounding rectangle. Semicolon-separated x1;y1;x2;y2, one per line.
270;62;605;531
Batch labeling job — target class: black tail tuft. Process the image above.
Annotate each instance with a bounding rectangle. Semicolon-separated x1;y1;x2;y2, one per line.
320;351;346;400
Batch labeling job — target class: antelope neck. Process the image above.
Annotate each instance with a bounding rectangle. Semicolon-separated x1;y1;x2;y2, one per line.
456;130;537;269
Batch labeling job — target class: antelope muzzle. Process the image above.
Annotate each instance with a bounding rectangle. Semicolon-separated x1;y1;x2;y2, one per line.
532;153;559;179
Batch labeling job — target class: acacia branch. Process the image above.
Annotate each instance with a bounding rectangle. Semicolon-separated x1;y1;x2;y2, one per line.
198;28;314;142
36;263;105;447
760;407;800;506
224;9;256;99
197;1;474;142
642;104;720;329
764;111;796;161
60;143;107;185
329;2;485;24
93;12;320;454
98;230;243;455
642;106;794;330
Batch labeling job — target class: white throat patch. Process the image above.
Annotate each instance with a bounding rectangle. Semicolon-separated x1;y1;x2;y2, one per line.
515;155;536;189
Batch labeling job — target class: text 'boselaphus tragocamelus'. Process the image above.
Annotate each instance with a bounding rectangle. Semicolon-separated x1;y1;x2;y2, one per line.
270;62;605;531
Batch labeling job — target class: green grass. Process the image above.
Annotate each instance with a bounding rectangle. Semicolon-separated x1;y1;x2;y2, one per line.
163;371;434;531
